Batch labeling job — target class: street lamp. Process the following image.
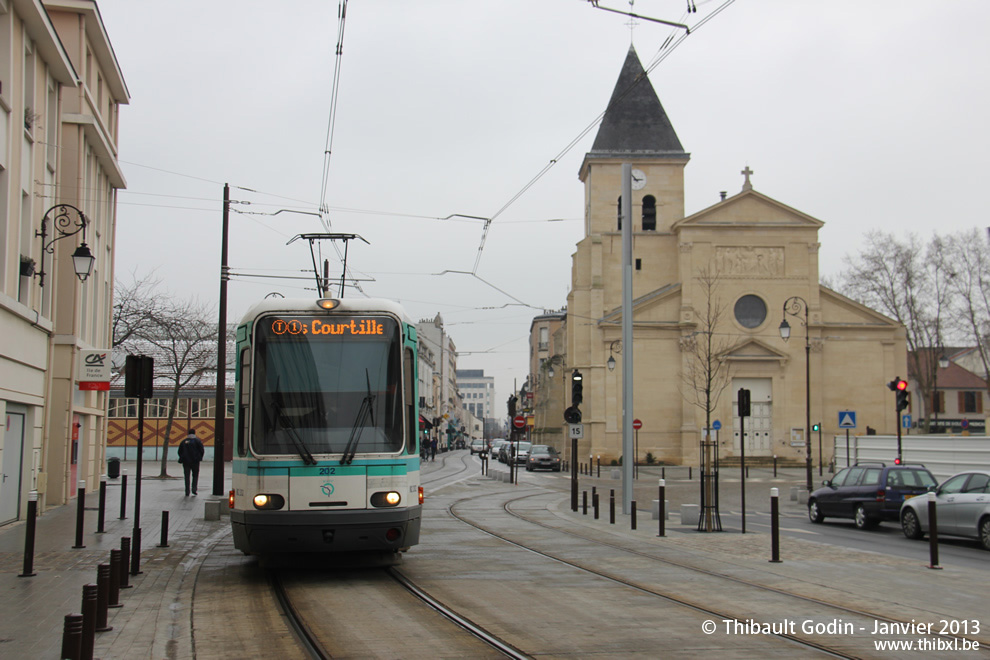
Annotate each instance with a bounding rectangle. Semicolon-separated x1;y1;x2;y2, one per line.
607;340;622;372
779;296;813;492
34;204;95;287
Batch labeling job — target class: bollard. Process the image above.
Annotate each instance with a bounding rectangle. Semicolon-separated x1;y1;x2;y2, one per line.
631;500;637;530
60;613;84;660
658;479;666;537
73;480;87;549
593;492;599;520
927;492;941;570
769;488;782;563
597;456;601;478
773;455;778;478
582;490;588;515
119;473;128;520
81;584;97;660
746;465;749;479
96;477;107;534
119;538;132;589
609;489;615;524
96;564;113;632
131;525;143;576
19;491;38;577
108;550;123;608
689;466;692;480
158;510;170;548
661;466;665;480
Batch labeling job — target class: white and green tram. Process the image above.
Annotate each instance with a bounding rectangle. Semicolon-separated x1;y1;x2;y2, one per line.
229;297;422;557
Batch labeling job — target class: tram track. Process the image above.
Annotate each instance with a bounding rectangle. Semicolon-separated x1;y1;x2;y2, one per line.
445;488;987;658
269;563;523;659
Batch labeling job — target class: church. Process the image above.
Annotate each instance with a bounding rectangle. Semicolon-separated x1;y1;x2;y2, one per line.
559;46;907;468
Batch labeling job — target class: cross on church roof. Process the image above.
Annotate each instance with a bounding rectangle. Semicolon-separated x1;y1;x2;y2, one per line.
741;165;754;191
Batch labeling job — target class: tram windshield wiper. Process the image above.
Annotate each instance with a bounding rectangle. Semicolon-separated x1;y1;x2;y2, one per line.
268;377;317;466
340;369;376;465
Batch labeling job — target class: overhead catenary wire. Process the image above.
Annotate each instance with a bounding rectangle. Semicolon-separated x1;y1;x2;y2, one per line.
469;0;736;275
318;0;349;233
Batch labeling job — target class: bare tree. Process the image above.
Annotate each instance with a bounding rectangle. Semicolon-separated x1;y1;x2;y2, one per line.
681;265;733;532
943;229;990;399
138;299;217;478
112;271;162;349
839;231;951;432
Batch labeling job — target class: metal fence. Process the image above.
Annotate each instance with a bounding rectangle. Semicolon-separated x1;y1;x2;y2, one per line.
833;434;990;481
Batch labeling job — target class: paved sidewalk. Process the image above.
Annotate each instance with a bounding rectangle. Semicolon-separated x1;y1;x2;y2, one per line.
0;461;231;659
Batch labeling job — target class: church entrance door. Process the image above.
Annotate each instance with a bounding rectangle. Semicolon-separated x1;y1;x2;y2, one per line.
732;378;772;456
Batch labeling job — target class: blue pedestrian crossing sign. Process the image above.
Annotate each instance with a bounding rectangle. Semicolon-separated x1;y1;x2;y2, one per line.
838;411;857;429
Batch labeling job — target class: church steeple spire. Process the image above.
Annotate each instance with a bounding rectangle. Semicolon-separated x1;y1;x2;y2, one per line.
589;46;686;157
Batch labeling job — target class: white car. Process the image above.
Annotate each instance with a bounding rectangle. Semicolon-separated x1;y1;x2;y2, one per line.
469;439;486;455
900;470;990;550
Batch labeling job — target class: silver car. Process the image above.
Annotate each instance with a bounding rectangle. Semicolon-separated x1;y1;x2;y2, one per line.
900;470;990;550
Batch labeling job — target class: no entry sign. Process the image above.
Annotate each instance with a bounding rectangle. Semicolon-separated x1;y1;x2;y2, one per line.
513;415;527;429
633;419;642;430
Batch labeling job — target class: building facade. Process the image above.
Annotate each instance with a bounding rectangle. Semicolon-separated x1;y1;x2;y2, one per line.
455;369;494;424
563;46;907;468
0;0;127;523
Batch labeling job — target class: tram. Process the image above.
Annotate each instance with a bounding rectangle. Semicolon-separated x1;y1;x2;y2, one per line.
229;296;422;558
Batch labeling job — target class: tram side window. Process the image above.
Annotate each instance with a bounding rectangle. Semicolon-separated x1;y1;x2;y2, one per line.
405;346;416;456
238;347;250;456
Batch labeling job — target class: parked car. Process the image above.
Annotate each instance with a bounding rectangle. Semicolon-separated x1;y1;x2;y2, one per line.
526;445;562;471
807;462;937;529
498;441;513;463
487;439;505;460
469;439;486;455
900;470;990;550
512;441;532;466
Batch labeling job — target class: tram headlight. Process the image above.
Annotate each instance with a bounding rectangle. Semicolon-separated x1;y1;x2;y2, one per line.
252;493;285;510
317;298;340;310
371;491;401;507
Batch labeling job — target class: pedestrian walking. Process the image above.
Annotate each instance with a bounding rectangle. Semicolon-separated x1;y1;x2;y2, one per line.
177;429;206;496
430;437;437;462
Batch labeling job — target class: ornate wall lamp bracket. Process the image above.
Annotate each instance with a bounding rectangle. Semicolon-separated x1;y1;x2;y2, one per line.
34;204;95;287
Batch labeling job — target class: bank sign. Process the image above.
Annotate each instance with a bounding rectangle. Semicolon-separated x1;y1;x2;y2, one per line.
78;349;111;391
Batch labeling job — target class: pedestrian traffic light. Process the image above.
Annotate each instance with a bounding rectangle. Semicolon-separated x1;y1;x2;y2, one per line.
571;370;583;407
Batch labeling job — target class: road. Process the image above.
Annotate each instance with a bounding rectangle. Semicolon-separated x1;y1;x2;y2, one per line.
466;451;990;573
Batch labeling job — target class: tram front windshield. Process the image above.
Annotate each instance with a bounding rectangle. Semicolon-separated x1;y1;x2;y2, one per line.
252;314;404;456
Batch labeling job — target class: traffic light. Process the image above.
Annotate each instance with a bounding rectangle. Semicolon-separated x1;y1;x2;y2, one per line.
571;370;583;407
812;423;820;432
737;388;751;418
887;378;910;411
894;379;909;412
507;395;517;419
564;406;582;424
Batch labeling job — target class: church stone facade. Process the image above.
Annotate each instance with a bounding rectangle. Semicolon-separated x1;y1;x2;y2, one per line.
562;47;907;467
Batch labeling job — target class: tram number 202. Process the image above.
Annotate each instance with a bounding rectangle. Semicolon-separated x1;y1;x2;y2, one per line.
318;467;337;476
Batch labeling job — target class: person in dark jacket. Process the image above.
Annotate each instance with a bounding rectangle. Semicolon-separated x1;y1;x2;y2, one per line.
177;429;206;496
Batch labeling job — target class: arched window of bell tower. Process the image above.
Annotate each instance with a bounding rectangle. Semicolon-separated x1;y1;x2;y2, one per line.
642;195;656;231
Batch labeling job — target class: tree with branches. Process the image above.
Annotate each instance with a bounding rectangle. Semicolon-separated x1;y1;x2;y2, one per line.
113;278;217;478
681;265;733;532
838;231;952;432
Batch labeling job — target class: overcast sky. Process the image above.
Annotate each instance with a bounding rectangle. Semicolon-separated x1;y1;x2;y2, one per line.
96;0;990;420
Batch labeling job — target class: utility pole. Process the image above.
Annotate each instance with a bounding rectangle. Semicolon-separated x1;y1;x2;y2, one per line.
212;183;230;497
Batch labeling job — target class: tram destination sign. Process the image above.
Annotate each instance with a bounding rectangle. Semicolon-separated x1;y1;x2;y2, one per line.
268;316;389;337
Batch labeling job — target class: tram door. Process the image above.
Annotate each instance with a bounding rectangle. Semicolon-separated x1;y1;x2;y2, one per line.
732;378;772;456
2;411;26;525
